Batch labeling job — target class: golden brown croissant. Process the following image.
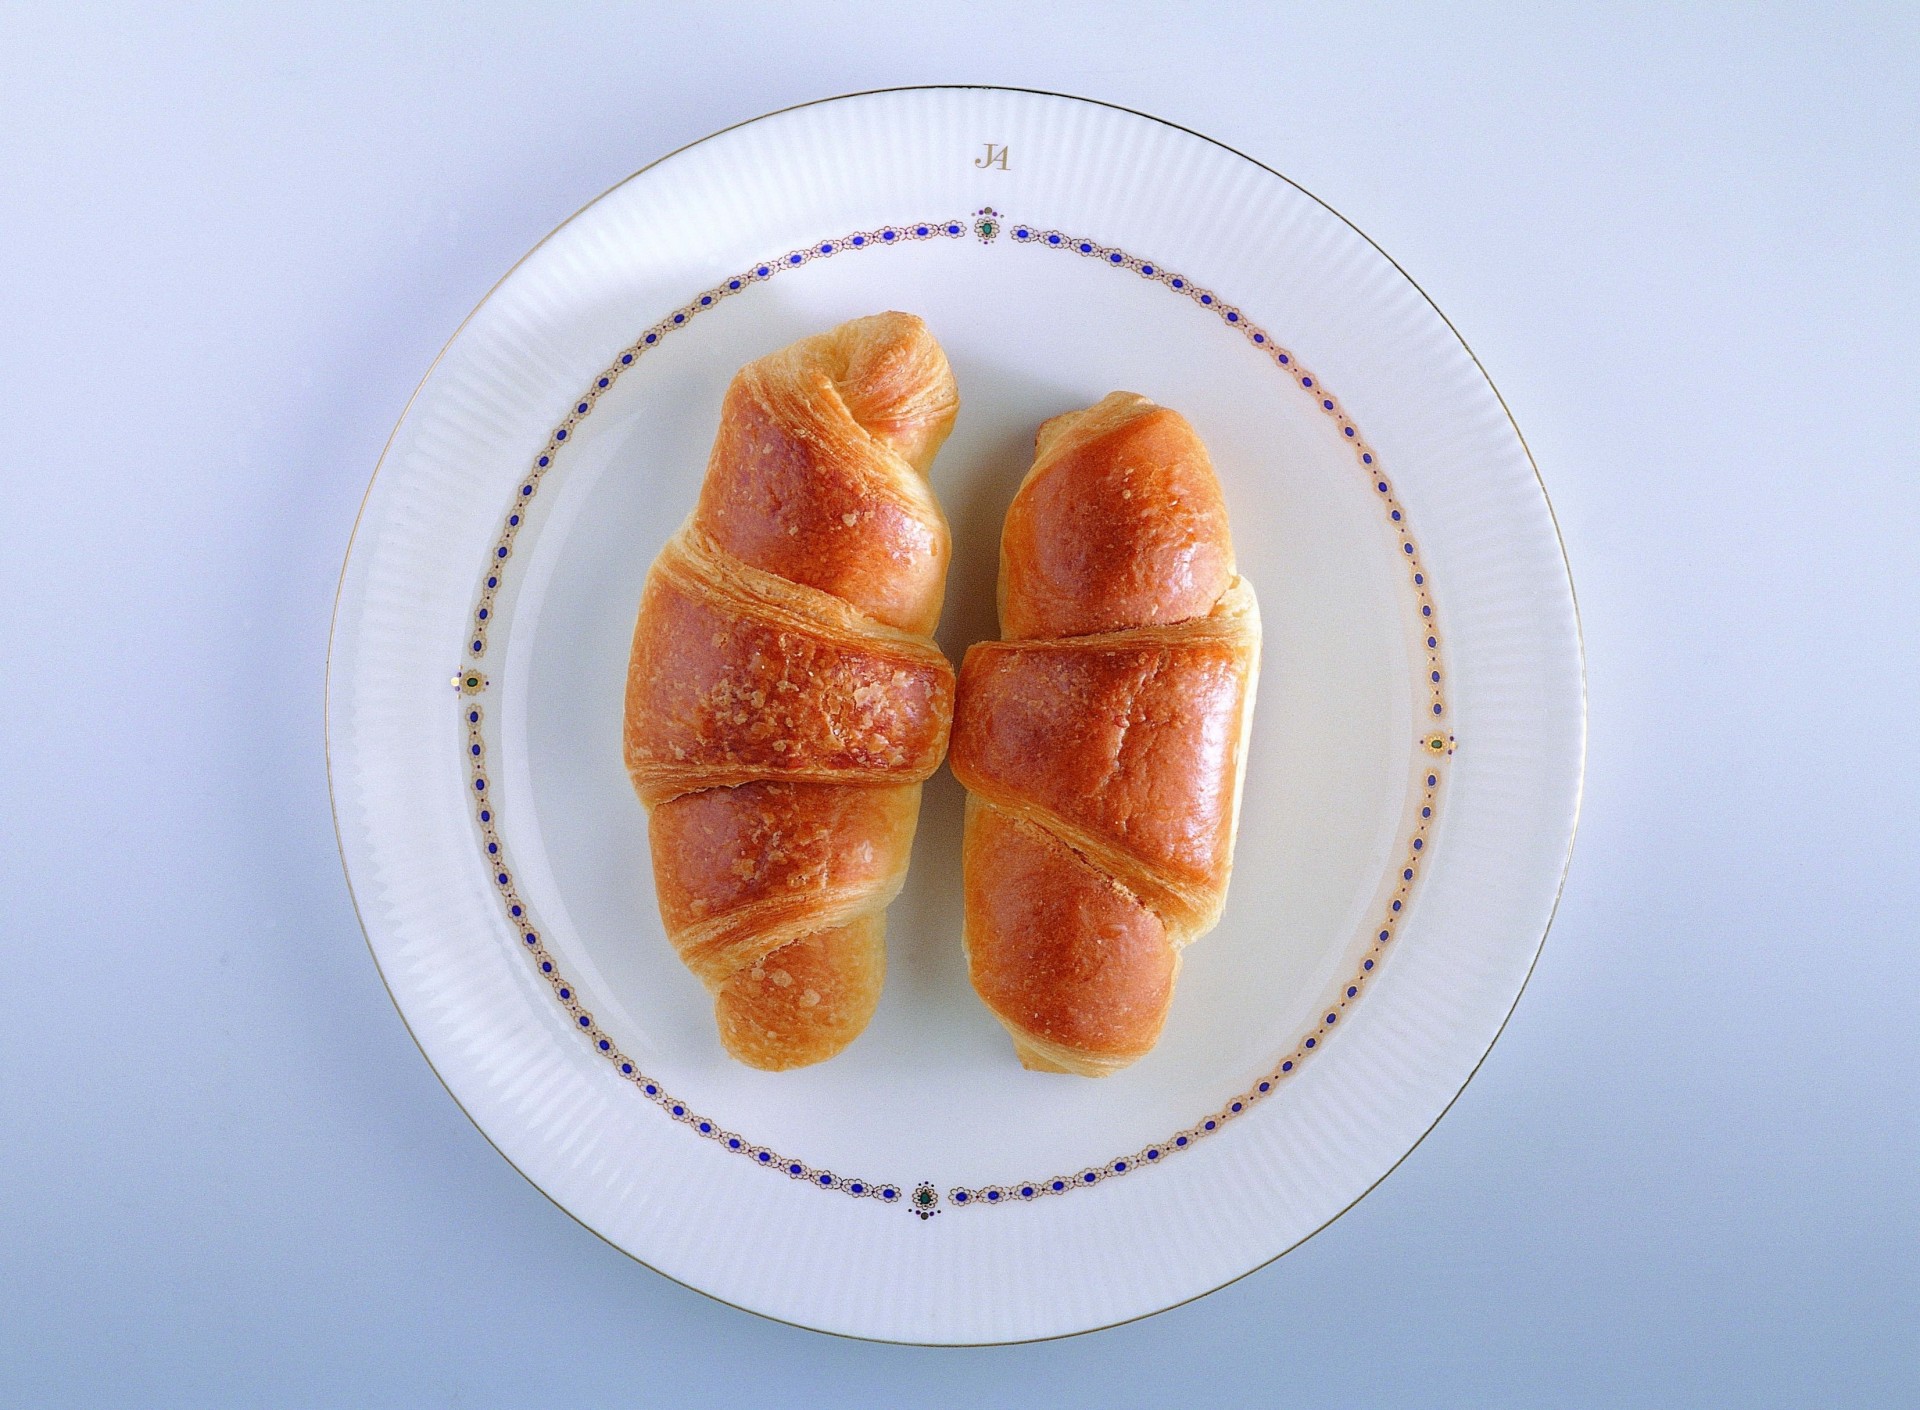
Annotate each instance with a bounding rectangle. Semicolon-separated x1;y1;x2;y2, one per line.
624;313;958;1070
951;393;1260;1076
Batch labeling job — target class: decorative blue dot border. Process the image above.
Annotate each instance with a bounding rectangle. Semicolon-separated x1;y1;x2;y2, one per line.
453;211;1453;1218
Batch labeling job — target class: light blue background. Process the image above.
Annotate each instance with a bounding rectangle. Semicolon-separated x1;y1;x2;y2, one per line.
4;5;1915;1405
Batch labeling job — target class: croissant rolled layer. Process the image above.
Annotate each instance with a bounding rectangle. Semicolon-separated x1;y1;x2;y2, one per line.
645;780;922;987
624;312;957;1070
624;532;953;808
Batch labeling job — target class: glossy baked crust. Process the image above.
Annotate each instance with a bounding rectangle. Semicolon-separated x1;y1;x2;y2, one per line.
624;312;958;1070
952;392;1260;1076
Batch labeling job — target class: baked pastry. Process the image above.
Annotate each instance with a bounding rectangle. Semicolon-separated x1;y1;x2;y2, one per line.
624;313;958;1070
951;393;1260;1075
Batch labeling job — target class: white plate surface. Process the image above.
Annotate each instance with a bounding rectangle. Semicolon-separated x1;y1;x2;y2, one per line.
327;87;1583;1343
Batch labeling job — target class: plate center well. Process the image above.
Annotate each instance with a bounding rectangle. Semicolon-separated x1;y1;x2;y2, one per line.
494;232;1418;1185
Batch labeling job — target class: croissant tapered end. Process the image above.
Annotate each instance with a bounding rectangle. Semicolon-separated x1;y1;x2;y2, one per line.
1001;392;1235;641
962;800;1176;1076
696;312;956;635
819;311;961;475
715;915;888;1070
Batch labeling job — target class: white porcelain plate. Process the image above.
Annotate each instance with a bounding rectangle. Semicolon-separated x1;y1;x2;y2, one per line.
326;87;1583;1343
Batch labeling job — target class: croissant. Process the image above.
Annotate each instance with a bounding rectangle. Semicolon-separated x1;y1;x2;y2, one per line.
951;393;1261;1076
624;313;958;1070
